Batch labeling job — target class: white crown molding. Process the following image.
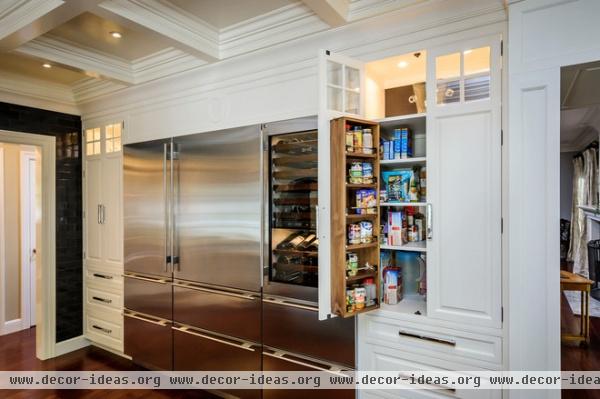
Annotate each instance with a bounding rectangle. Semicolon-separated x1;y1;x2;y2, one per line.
0;70;78;114
0;0;63;41
131;47;207;84
220;2;328;59
98;0;220;61
348;0;429;21
72;78;125;104
14;34;135;84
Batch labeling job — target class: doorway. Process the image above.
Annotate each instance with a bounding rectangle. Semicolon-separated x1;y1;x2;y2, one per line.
21;149;39;329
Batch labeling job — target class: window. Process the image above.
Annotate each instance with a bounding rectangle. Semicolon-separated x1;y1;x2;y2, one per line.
105;123;122;153
435;46;490;105
327;60;361;114
85;128;101;156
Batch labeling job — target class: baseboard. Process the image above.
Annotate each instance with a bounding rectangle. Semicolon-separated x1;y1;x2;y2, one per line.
90;341;130;359
54;335;90;357
1;319;24;336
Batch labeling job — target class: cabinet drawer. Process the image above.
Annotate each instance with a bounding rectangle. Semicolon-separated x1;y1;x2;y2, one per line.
362;344;501;399
361;316;501;368
85;313;123;352
85;267;123;290
86;286;123;311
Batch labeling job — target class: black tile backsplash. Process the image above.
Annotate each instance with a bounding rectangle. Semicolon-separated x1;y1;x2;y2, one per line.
0;102;82;343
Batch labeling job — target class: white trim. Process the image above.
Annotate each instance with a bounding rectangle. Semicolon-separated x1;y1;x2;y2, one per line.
130;47;207;84
54;335;90;357
0;130;55;360
0;146;4;335
0;0;63;41
20;150;37;331
2;319;24;335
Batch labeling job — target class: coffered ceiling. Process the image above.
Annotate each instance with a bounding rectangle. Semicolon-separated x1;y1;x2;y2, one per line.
0;0;501;110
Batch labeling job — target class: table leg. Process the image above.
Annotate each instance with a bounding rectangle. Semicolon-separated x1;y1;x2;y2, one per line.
581;290;585;337
586;288;590;343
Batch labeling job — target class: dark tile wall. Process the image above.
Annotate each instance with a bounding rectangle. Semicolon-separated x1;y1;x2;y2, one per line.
0;102;82;342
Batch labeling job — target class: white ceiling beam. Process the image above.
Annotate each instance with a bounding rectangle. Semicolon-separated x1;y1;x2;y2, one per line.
14;35;135;84
0;0;104;51
302;0;349;27
96;0;220;61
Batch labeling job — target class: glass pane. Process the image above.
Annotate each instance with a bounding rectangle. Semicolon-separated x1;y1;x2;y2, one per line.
436;52;460;105
93;128;100;141
106;139;113;153
327;61;343;87
328;86;343;112
86;143;93;155
464;46;490;102
345;90;360;114
113;123;122;138
106;124;113;139
85;129;94;142
345;66;360;91
94;142;100;155
114;138;121;152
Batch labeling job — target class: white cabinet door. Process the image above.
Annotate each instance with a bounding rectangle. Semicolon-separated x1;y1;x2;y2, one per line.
426;37;502;329
85;156;103;266
317;50;365;320
101;152;123;268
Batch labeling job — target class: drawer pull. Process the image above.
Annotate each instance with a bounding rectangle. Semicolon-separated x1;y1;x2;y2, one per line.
398;373;456;394
172;281;260;300
398;330;456;347
92;325;112;334
124;273;171;284
93;273;113;280
172;324;256;352
262;297;317;312
123;310;170;326
92;296;112;304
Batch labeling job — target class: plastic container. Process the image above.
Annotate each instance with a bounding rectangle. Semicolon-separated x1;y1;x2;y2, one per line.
413;133;426;157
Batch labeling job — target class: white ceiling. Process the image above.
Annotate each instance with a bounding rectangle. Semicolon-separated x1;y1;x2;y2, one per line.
560;61;600;151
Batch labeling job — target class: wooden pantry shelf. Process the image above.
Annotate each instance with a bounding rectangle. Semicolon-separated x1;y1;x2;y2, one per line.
345;152;377;159
346;242;378;251
341;303;379;318
346;268;378;283
345;213;377;222
346;183;377;189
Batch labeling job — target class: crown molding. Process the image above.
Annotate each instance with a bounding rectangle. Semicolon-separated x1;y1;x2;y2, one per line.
98;0;220;61
72;78;125;104
348;0;429;21
14;34;135;84
131;47;207;83
0;70;78;114
0;0;63;41
220;2;328;59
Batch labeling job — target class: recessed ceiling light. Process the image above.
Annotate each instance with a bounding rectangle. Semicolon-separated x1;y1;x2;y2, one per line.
463;49;473;55
42;63;52;69
397;61;409;69
110;31;122;39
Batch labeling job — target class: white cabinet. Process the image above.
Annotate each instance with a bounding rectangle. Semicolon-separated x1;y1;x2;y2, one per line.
83;122;124;353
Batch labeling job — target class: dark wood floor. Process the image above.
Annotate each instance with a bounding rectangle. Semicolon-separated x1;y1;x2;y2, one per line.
0;327;216;398
561;291;600;399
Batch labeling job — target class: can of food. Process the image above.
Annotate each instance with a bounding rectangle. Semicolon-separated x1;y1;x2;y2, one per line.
346;130;354;153
347;253;358;276
346;289;355;312
363;128;373;154
348;224;361;245
354;287;366;310
353;128;363;153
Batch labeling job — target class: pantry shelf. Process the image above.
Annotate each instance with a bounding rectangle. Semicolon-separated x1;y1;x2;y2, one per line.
380;294;427;317
346;242;379;251
380;202;427;207
345;152;377;159
345;213;377;222
346;183;377;189
343;304;379;318
376;113;426;124
346;268;378;283
380;157;426;166
380;242;427;252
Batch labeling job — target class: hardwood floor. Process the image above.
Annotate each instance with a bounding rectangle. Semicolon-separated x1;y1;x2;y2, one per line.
561;292;600;399
0;327;217;398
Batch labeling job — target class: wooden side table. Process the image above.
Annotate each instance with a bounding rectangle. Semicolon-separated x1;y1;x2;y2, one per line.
561;270;594;346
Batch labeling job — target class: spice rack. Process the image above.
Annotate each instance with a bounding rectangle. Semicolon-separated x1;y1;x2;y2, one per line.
330;117;381;317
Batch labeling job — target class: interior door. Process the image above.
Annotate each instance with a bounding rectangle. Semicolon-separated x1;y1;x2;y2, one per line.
174;127;262;292
85;154;103;267
426;36;502;328
317;50;365;320
123;139;171;277
102;152;123;268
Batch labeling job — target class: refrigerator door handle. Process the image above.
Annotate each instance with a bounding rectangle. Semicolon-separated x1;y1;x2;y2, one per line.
172;324;256;352
171;142;179;271
163;142;171;272
262;297;318;312
263;349;345;373
172;281;260;300
426;203;433;240
123;273;171;284
123;310;170;326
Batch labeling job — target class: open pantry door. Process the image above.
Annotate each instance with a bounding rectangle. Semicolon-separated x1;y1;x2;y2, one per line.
317;50;365;320
425;36;502;328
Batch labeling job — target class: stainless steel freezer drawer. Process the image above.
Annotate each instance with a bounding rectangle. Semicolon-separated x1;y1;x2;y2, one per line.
124;273;172;320
262;347;355;399
173;323;261;399
262;298;356;368
173;280;261;343
124;310;172;371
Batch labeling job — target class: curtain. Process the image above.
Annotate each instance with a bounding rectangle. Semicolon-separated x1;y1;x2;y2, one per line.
568;147;599;277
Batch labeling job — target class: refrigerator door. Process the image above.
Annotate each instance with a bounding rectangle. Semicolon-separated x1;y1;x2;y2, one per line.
123;139;172;277
124;310;172;370
173;127;262;291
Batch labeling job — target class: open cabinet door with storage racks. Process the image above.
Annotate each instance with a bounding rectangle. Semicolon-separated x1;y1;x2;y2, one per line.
425;36;502;329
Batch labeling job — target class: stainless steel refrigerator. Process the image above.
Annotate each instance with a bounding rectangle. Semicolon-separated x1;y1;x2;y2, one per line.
123;126;263;382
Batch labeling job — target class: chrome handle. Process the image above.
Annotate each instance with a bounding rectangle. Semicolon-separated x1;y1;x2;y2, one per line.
164;142;170;273
172;282;259;300
92;296;112;304
172;325;256;352
397;372;456;394
398;329;456;347
262;297;318;312
123;311;169;326
123;273;171;284
93;273;113;280
262;350;346;374
101;204;106;224
315;205;319;236
426;203;433;240
97;204;101;224
92;325;112;334
171;142;179;271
